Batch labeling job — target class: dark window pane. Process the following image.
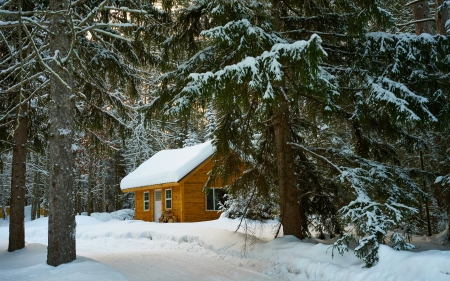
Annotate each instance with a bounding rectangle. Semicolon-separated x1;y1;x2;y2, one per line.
206;190;214;210
166;200;172;209
144;192;149;201
166;189;172;199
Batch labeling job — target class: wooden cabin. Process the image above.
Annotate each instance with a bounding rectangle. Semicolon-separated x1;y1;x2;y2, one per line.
120;142;225;222
0;207;9;218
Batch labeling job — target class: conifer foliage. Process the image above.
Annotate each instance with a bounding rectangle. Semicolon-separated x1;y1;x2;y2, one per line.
152;0;450;267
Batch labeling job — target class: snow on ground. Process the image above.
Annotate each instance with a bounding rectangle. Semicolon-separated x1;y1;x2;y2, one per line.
0;207;450;280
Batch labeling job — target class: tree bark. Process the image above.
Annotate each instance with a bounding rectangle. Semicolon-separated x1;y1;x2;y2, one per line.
447;206;450;241
8;100;28;252
87;165;92;216
47;0;76;266
31;156;39;221
412;1;433;35
420;150;432;236
272;95;303;239
435;0;450;35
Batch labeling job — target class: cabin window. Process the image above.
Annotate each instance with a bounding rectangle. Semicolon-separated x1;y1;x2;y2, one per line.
165;189;172;209
144;191;149;211
206;188;226;211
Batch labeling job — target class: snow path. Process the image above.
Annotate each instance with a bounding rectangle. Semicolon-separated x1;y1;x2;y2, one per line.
80;240;281;281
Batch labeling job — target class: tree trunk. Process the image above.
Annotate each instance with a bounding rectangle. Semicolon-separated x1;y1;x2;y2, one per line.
435;0;450;35
447;206;450;241
420;150;432;236
87;166;92;216
47;0;76;266
8;100;28;252
77;190;81;215
0;175;6;220
43;155;50;217
412;1;433;35
31;157;40;221
272;95;303;239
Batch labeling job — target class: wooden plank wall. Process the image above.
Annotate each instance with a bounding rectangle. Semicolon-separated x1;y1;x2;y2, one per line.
134;189;153;221
161;186;182;222
183;161;221;222
0;207;10;218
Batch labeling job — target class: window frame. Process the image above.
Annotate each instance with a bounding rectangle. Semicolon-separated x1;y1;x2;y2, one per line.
165;189;172;210
143;191;149;211
206;188;224;211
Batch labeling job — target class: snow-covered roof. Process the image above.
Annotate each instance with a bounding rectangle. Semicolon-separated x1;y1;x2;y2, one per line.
120;141;215;190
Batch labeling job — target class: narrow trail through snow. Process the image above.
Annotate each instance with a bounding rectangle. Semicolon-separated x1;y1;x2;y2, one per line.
86;249;279;281
78;238;284;281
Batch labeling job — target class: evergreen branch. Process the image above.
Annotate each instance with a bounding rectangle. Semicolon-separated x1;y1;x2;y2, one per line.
0;0;12;9
90;28;132;43
0;29;13;57
76;23;134;35
289;142;342;174
281;29;348;38
0;9;36;15
78;0;108;28
405;0;426;6
397;18;436;27
103;6;148;14
0;49;37;76
81;126;120;151
0;72;45;94
22;23;73;92
71;0;89;7
0;80;49;124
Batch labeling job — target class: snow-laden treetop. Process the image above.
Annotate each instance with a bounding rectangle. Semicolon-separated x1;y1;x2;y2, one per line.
120;141;215;190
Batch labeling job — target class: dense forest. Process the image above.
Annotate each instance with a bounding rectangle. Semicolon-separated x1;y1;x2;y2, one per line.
0;0;449;267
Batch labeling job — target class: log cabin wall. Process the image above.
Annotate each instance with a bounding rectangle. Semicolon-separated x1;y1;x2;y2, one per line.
182;160;221;222
161;185;182;222
0;207;10;218
134;189;153;221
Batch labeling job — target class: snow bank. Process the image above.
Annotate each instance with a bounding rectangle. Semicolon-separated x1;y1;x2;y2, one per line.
120;141;215;190
1;212;449;280
88;209;134;221
0;241;126;281
74;217;450;280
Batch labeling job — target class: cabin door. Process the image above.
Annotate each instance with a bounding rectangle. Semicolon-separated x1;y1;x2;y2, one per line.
154;189;162;222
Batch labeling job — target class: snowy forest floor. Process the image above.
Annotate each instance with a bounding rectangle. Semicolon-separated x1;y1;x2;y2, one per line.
0;208;449;281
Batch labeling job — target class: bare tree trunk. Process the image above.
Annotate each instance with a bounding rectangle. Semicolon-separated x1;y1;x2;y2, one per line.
435;0;450;35
47;0;76;266
8;100;28;252
412;1;433;35
272;95;303;239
